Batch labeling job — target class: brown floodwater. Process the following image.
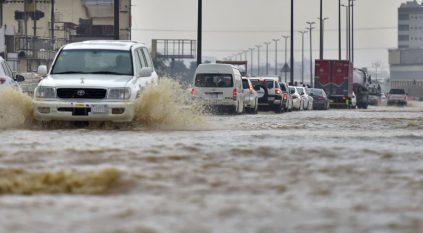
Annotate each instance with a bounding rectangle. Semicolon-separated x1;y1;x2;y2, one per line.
0;84;423;233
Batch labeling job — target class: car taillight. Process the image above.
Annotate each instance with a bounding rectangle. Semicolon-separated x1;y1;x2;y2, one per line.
276;89;282;95
0;77;5;84
191;88;196;97
283;93;288;100
233;88;237;100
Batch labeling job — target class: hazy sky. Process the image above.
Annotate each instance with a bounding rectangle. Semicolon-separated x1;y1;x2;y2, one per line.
132;0;407;71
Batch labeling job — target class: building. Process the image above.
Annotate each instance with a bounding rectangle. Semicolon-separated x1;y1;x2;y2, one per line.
389;0;423;100
0;0;131;72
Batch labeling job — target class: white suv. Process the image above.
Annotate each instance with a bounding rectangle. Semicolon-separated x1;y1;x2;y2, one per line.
33;40;158;122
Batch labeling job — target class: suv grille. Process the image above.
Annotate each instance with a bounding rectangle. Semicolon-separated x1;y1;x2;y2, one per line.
57;88;107;99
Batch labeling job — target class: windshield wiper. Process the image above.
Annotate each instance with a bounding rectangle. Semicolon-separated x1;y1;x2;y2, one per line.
89;71;129;75
52;71;87;74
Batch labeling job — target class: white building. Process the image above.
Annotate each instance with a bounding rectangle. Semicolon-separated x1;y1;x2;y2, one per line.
389;0;423;99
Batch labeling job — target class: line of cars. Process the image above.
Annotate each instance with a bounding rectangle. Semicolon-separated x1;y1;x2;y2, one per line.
191;63;331;114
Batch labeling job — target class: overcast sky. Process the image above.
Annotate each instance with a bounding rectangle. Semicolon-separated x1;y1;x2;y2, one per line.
132;0;407;72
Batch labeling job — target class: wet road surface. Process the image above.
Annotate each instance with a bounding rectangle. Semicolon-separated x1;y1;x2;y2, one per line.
1;101;423;233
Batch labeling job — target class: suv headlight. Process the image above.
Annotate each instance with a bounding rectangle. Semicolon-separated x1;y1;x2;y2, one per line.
35;86;56;98
108;87;131;99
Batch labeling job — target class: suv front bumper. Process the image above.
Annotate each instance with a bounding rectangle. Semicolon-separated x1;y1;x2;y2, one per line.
33;99;136;122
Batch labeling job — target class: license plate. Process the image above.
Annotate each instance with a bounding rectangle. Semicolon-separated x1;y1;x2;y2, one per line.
91;104;108;113
74;103;86;108
209;93;218;99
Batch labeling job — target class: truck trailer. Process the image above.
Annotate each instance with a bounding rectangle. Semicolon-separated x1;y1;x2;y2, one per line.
315;60;369;109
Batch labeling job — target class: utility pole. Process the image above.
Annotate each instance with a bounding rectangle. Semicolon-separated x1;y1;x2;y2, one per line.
318;17;329;60
350;0;356;64
282;35;289;83
249;48;254;76
338;0;341;60
306;22;315;87
298;31;307;84
290;0;294;84
197;0;202;66
272;39;280;78
341;4;349;60
114;0;119;40
51;0;55;46
319;0;323;59
264;42;271;76
256;45;262;76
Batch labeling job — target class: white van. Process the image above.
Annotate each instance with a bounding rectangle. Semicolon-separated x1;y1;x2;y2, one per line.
192;64;244;113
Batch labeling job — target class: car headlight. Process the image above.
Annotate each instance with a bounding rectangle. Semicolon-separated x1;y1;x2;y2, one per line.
35;86;56;98
108;87;131;99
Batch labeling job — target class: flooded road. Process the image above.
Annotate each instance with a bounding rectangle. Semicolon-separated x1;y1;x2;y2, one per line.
1;102;423;233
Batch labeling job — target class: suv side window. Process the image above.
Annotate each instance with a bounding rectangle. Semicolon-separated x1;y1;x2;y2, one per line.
142;48;154;69
133;49;143;72
136;49;147;68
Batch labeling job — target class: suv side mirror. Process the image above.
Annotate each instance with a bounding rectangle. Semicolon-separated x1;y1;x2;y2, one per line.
15;74;25;82
38;65;48;77
138;67;153;77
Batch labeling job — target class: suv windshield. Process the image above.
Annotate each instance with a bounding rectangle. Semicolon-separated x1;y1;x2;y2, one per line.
51;49;133;76
195;74;233;87
389;89;405;94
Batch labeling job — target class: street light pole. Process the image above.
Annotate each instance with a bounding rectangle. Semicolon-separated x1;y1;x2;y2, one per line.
290;0;294;84
306;21;315;87
264;42;271;76
249;48;255;76
282;35;289;83
272;39;280;78
197;0;202;66
298;31;307;84
256;45;262;76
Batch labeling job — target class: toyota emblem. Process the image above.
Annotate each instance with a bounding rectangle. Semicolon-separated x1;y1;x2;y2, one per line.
76;90;85;96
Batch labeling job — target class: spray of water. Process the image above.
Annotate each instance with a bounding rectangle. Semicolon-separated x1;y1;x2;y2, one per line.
134;78;205;130
0;88;33;130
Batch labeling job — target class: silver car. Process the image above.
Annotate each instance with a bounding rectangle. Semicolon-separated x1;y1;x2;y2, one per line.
0;56;25;92
242;78;258;114
296;86;313;110
289;86;303;110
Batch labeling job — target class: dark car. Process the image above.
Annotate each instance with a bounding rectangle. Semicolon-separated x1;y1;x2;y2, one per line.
279;82;293;112
309;88;330;110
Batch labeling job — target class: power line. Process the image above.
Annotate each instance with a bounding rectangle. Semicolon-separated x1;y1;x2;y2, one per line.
132;26;397;33
203;47;393;53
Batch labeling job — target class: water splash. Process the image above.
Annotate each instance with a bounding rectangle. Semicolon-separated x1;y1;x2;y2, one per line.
0;88;33;129
134;78;205;130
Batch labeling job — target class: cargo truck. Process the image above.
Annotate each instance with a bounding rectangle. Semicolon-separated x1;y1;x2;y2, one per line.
315;60;369;109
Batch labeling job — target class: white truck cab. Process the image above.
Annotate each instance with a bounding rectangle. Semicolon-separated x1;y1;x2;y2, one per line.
33;40;158;122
